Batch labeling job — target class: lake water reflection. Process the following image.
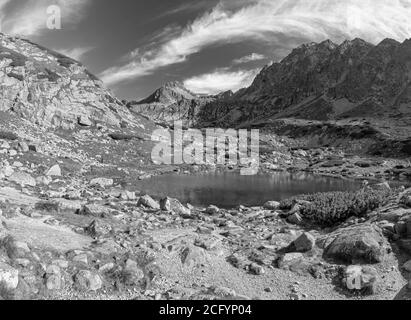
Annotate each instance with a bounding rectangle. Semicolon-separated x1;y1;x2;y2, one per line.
134;172;363;208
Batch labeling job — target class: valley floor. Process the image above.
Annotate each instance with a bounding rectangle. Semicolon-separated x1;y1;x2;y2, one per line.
0;115;411;301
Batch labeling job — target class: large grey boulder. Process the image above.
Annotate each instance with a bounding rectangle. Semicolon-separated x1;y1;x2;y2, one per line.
322;225;388;264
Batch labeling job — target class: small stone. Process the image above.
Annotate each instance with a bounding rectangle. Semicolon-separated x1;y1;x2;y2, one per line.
85;220;112;238
17;142;29;152
138;195;160;210
46;164;62;177
78;116;93;127
122;259;144;285
278;253;304;269
120;191;136;201
99;263;115;273
263;201;281;210
52;259;69;269
227;253;248;269
74;270;102;292
287;212;303;225
72;254;88;265
249;263;265;275
90;178;114;188
372;182;391;191
206;205;220;215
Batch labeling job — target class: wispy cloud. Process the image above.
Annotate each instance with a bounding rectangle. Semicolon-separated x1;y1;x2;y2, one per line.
233;53;266;65
1;0;91;37
101;0;411;86
57;46;94;61
183;68;259;95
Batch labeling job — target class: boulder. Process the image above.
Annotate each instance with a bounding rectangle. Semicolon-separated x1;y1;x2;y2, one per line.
79;204;112;218
138;195;160;210
3;237;30;259
0;262;19;290
292;232;316;252
323;225;387;264
160;197;191;217
8;172;36;187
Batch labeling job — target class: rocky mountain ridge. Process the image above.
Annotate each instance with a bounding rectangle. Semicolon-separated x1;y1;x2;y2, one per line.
197;38;411;128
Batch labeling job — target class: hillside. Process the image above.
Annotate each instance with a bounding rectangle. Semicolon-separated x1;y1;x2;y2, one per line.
0;33;145;130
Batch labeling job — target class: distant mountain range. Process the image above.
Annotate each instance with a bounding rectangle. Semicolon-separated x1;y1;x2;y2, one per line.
197;38;411;127
127;81;233;127
131;38;411;129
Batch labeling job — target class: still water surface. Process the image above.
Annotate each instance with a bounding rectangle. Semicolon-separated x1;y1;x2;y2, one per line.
135;172;363;208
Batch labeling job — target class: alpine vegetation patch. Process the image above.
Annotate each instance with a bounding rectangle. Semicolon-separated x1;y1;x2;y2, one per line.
151;121;260;175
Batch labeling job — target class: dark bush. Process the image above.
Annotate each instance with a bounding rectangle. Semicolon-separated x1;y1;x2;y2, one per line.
37;68;60;82
7;72;24;81
0;131;18;140
0;46;28;67
35;201;60;213
280;188;394;227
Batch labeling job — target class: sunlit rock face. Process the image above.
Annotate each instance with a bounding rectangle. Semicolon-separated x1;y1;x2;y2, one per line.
0;33;138;130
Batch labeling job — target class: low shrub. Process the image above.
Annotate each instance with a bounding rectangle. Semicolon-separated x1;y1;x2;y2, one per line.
0;131;18;140
280;188;394;227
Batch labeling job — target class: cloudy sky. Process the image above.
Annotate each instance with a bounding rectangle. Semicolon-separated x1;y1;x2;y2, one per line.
2;0;411;100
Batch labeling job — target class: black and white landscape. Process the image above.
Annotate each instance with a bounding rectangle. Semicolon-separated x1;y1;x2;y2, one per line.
0;0;410;301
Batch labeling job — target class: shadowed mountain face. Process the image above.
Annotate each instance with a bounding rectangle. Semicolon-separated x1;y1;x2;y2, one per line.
127;81;234;127
196;38;411;128
0;33;142;130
